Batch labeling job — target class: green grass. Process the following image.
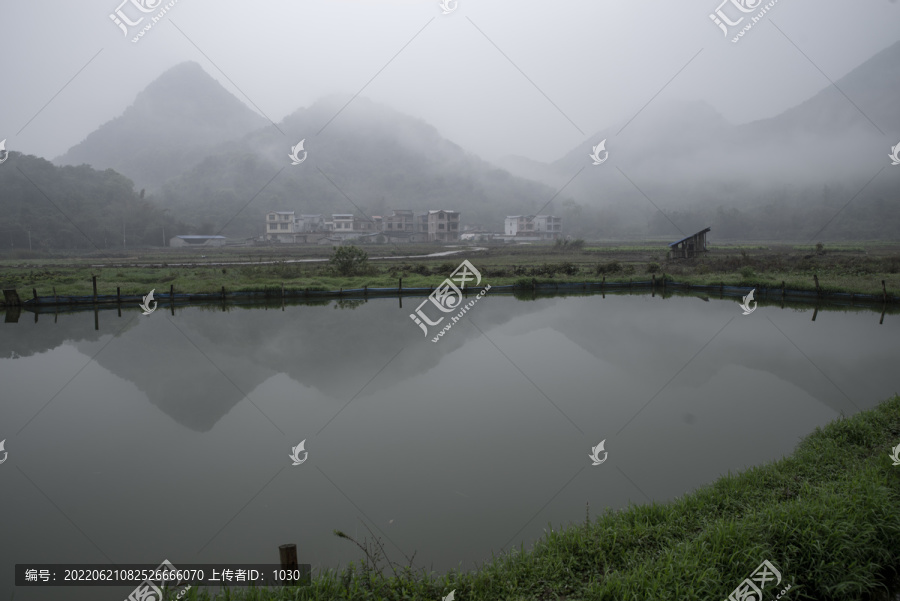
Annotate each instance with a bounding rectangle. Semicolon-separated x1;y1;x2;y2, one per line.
165;395;900;600
3;242;900;301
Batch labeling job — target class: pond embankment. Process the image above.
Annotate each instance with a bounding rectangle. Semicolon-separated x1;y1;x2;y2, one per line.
174;395;900;600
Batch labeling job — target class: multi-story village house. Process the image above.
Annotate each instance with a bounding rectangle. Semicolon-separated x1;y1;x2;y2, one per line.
426;210;460;242
504;215;562;240
266;211;296;242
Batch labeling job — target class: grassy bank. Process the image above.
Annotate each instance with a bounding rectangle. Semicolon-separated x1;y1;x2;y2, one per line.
2;242;900;301
170;395;900;600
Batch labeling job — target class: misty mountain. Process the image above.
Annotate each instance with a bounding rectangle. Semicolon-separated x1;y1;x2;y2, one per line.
54;62;268;190
494;40;900;240
155;95;565;236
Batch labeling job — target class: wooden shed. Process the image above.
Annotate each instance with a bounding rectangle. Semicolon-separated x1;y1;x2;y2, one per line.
669;227;710;259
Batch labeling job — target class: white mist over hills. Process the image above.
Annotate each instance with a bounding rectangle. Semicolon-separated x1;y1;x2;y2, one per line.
36;38;900;239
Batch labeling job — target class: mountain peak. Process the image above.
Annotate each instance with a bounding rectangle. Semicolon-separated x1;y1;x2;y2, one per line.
55;61;267;189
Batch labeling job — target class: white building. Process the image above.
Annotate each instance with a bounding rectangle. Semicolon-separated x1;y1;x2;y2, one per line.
330;214;378;240
266;211;296;242
504;215;562;239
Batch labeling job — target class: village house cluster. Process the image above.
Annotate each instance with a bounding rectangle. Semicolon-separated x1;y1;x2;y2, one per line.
265;209;460;244
264;210;563;244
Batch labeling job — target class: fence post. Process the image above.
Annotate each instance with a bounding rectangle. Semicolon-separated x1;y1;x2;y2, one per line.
117;287;121;304
813;274;820;295
279;543;298;582
92;275;98;303
782;281;785;299
222;286;226;301
33;288;38;303
883;280;887;304
399;278;402;293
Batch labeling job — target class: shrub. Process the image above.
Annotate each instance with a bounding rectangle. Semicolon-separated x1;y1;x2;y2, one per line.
330;245;369;276
740;266;755;279
646;262;660;274
596;261;622;275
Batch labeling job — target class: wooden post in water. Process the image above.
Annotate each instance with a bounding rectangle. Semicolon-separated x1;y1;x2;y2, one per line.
94;306;99;330
222;286;226;301
782;281;786;299
279;543;298;582
92;275;98;303
651;274;655;289
117;287;121;304
282;283;285;301
364;285;368;297
532;278;536;291
399;278;402;293
601;276;605;288
53;286;57;305
882;280;887;304
813;274;820;296
32;288;38;303
811;306;818;322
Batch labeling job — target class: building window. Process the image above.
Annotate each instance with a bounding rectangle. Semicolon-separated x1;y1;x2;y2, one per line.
268;214;275;221
280;223;288;230
439;223;445;230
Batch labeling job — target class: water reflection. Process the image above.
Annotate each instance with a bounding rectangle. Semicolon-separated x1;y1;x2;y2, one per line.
1;291;898;601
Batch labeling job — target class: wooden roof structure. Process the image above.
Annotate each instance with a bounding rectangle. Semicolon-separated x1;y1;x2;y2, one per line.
668;227;710;259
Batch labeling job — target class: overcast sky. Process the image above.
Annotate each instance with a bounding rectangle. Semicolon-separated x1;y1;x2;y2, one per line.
1;0;898;165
